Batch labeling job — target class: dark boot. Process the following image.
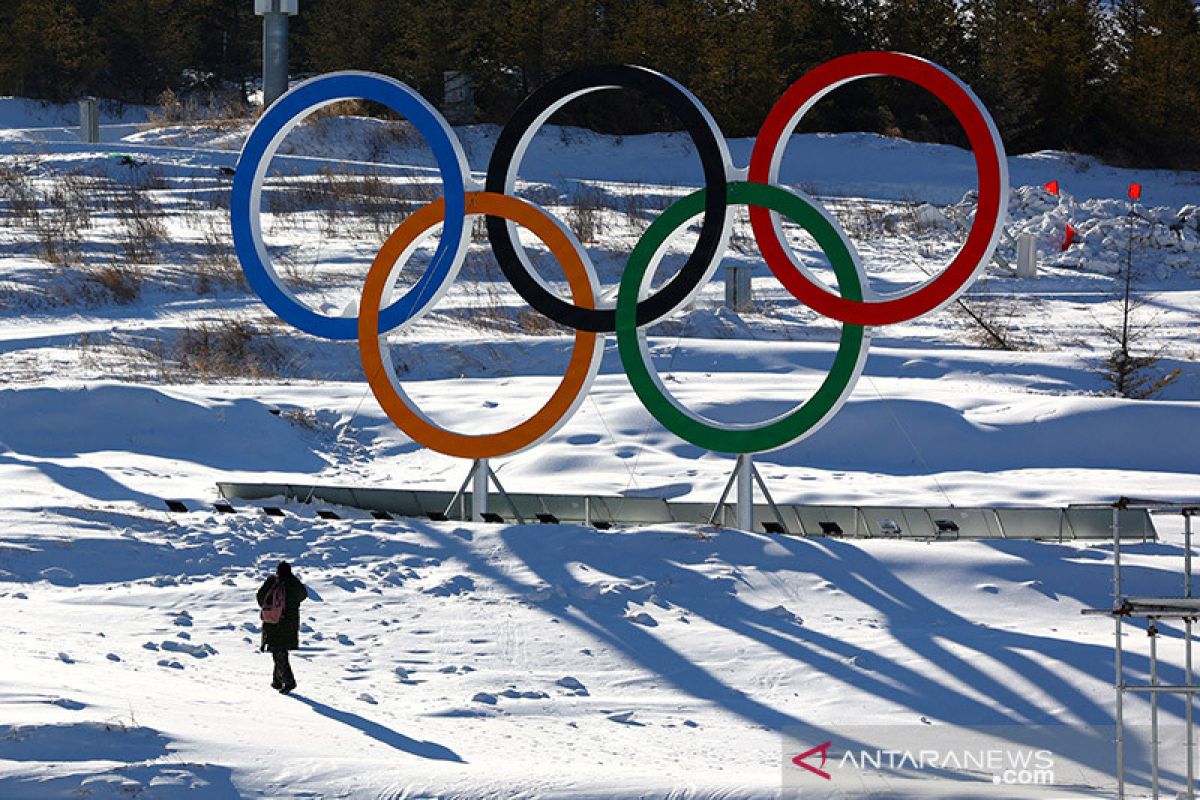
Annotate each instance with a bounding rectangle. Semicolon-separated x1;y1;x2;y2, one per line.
270;650;283;690
273;648;296;693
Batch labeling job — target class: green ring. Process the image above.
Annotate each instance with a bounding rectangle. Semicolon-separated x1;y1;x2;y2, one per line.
615;181;868;454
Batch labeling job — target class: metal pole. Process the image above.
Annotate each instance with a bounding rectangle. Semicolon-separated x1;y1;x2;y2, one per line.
1187;512;1194;599
736;453;753;531
261;5;290;107
1115;506;1126;800
1188;614;1196;800
1187;512;1196;798
1150;621;1160;799
471;458;488;522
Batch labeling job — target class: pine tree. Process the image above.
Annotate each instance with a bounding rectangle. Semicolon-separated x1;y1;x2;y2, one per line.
966;0;1107;155
5;0;103;101
1108;0;1200;169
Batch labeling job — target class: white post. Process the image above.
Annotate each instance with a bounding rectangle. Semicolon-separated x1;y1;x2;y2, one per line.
736;453;753;531
724;264;753;312
1016;233;1038;278
471;458;489;522
79;97;99;144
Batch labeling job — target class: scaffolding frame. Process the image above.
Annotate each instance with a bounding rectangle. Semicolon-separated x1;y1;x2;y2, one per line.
1083;499;1198;799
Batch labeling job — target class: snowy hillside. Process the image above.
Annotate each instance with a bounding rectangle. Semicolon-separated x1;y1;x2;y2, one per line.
0;100;1197;797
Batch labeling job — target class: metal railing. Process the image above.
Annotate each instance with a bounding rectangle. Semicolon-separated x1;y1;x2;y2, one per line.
1084;500;1198;799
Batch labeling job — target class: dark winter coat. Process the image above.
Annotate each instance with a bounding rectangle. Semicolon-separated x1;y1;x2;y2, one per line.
257;573;308;651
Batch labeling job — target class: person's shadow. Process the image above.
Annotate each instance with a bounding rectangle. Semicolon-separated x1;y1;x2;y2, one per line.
288;694;464;763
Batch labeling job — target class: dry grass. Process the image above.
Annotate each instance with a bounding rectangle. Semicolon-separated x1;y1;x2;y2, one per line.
172;317;286;381
194;219;246;294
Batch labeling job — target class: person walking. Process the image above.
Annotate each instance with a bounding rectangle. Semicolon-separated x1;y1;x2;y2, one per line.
256;560;308;694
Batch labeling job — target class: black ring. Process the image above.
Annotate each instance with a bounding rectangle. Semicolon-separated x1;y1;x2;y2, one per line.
485;64;730;333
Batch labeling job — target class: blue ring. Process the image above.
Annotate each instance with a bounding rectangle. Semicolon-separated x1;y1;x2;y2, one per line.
231;72;468;340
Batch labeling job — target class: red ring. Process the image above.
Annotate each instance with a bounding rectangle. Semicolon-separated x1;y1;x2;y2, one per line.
748;51;1006;326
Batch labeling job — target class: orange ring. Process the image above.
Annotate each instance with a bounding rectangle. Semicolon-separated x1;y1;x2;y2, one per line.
358;191;602;459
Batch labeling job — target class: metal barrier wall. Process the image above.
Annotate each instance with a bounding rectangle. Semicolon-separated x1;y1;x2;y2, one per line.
216;482;1155;540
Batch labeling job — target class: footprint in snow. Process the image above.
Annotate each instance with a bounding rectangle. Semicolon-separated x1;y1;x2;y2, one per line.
358;693;378;705
767;605;803;625
40;567;77;587
160;640;216;659
157;659;184;670
50;698;85;710
57;652;74;664
337;634;354;646
424;576;475;597
499;689;549;700
556;676;588;696
331;576;367;592
976;584;1000;594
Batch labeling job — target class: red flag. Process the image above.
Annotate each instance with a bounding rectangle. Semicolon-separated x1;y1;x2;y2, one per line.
1128;183;1142;200
1043;180;1060;196
1062;224;1076;251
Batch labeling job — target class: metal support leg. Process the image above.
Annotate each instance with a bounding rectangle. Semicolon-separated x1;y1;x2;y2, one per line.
486;462;525;525
471;458;489;522
749;461;789;534
736;454;753;531
708;461;741;526
446;461;477;520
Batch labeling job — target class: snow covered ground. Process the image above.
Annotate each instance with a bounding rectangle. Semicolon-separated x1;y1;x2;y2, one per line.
0;98;1197;798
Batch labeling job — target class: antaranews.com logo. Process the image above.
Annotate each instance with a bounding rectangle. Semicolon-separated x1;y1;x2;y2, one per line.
791;738;1055;786
779;724;1165;798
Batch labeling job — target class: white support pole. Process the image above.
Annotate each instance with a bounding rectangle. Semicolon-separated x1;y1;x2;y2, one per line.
736;453;753;532
1016;232;1038;278
471;458;489;522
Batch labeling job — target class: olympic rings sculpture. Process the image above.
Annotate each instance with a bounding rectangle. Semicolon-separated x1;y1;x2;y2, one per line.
231;51;1008;459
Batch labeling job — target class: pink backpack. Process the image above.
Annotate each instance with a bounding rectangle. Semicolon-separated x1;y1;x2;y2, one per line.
261;579;286;624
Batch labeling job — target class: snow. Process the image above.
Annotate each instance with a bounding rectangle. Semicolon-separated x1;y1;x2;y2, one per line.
0;102;1197;797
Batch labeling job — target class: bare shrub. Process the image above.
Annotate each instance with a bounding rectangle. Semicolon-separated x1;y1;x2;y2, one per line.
620;184;662;236
174;317;285;380
115;190;167;264
42;262;145;307
194;220;246;294
956;282;1025;351
565;184;606;243
86;263;142;304
515;308;565;335
145;89;252;132
0;159;43;226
